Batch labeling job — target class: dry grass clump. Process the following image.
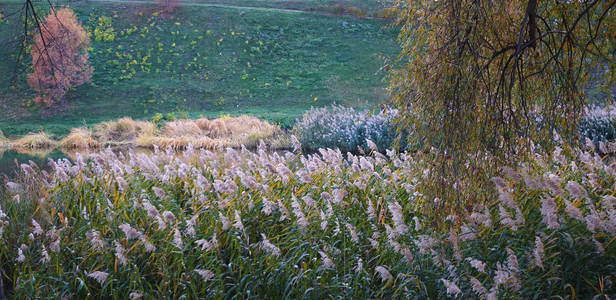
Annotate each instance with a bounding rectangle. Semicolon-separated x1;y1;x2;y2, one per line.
224;115;276;135
136;135;223;150
162;120;203;137
12;132;57;149
3;115;284;152
0;130;7;147
59;127;100;149
195;118;228;138
222;116;281;148
157;116;282;149
93;117;156;144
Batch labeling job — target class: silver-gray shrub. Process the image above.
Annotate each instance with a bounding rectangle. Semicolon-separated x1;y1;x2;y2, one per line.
578;105;616;147
293;105;404;153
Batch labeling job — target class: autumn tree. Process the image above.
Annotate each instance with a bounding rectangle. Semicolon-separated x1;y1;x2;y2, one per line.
388;1;616;207
27;7;92;106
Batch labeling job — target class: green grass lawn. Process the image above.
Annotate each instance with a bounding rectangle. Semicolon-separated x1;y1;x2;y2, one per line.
0;0;397;137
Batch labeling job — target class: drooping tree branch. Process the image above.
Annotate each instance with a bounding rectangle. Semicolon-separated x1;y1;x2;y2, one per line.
525;0;537;48
387;0;616;205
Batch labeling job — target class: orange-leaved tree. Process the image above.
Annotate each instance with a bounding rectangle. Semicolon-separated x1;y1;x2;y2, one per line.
27;7;92;107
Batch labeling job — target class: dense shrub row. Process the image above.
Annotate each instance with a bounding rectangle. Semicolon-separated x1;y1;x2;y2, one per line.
290;104;616;154
579;105;616;150
293;105;406;153
0;141;614;298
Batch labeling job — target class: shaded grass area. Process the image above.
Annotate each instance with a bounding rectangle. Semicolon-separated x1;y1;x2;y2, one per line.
172;0;389;16
182;0;384;11
0;1;398;136
0;0;385;11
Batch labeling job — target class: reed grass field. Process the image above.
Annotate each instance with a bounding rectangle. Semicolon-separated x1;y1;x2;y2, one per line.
1;140;615;298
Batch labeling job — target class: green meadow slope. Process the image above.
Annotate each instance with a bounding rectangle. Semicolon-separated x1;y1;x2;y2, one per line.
0;0;397;136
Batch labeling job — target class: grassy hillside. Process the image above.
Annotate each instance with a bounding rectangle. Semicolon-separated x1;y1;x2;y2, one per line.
123;0;385;12
175;0;386;14
0;1;397;136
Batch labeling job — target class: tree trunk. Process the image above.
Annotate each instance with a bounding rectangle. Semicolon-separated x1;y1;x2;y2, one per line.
0;268;5;300
59;84;67;108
